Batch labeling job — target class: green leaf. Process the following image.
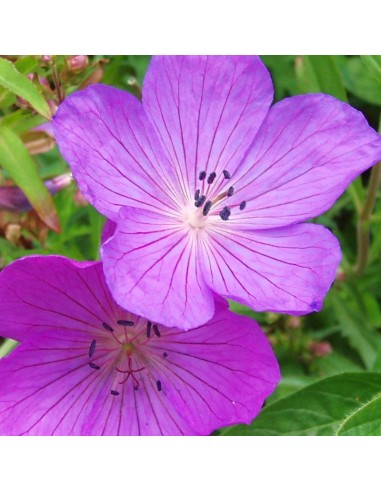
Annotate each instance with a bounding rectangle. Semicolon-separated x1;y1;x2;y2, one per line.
222;373;381;436
332;295;381;369
340;56;381;106
0;126;59;231
0;58;50;118
0;87;16;108
298;56;347;102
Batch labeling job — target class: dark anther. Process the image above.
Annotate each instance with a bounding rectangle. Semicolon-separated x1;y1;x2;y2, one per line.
146;321;152;338
227;186;234;197
223;170;231;179
117;320;134;326
207;172;216;184
199;171;206;180
111;390;120;396
133;385;139;391
89;340;96;358
102;322;114;333
219;206;231;221
195;195;206;208
194;189;200;201
239;201;247;211
153;324;161;337
89;362;100;370
156;380;162;391
163;352;168;358
202;200;212;216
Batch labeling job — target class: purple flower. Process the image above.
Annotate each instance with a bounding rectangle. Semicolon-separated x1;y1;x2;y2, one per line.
0;256;279;435
53;56;381;329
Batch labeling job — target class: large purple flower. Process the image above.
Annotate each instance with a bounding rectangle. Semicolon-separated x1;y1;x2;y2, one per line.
0;256;279;436
53;56;381;329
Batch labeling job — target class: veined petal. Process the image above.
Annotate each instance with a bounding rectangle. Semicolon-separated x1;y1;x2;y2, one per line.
0;330;194;436
156;297;280;434
101;206;215;329
230;94;381;228
0;258;279;435
143;56;273;201
0;256;118;342
53;84;179;221
199;223;341;315
101;219;117;244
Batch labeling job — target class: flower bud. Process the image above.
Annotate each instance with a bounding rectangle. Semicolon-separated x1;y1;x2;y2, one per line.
309;341;332;358
67;55;89;73
40;55;52;64
287;316;302;330
38;76;52;92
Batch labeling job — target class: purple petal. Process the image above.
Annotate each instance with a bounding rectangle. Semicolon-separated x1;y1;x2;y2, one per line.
101;219;117;244
0;330;195;436
200;223;341;315
53;84;178;221
230;94;381;228
153;297;280;434
143;56;273;199
0;256;112;341
0;258;279;435
102;207;215;329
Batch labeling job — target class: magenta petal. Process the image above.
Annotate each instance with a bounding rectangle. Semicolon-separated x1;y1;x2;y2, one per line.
53;84;178;221
101;219;117;243
143;56;273;198
0;256;108;342
232;94;381;228
200;223;342;315
157;298;280;434
102;206;215;329
0;257;279;435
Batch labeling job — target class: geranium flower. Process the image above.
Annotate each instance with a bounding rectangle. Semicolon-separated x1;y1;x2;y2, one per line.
53;56;381;329
0;256;279;436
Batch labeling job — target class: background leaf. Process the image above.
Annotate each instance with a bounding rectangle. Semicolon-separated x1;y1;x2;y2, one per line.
340;56;381;106
0;58;51;118
0;126;59;231
222;373;381;436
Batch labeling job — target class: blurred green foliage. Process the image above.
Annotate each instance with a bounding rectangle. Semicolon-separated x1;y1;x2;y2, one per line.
1;55;381;435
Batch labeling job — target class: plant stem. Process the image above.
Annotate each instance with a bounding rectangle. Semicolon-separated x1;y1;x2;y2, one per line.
355;159;381;275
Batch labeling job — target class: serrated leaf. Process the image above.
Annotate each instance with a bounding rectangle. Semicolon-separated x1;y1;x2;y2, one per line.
223;373;381;436
0;126;59;231
0;58;50;118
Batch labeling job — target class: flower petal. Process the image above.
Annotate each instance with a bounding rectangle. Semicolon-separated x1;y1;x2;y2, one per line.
101;219;117;243
0;256;117;342
199;223;341;315
101;206;215;329
143;56;273;200
230;94;381;228
150;297;280;434
0;258;279;435
0;329;198;436
53;84;178;221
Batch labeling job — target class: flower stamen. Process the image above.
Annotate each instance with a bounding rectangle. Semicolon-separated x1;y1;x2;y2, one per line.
117;320;134;326
89;339;96;358
146;321;152;338
191;170;246;221
152;324;161;337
